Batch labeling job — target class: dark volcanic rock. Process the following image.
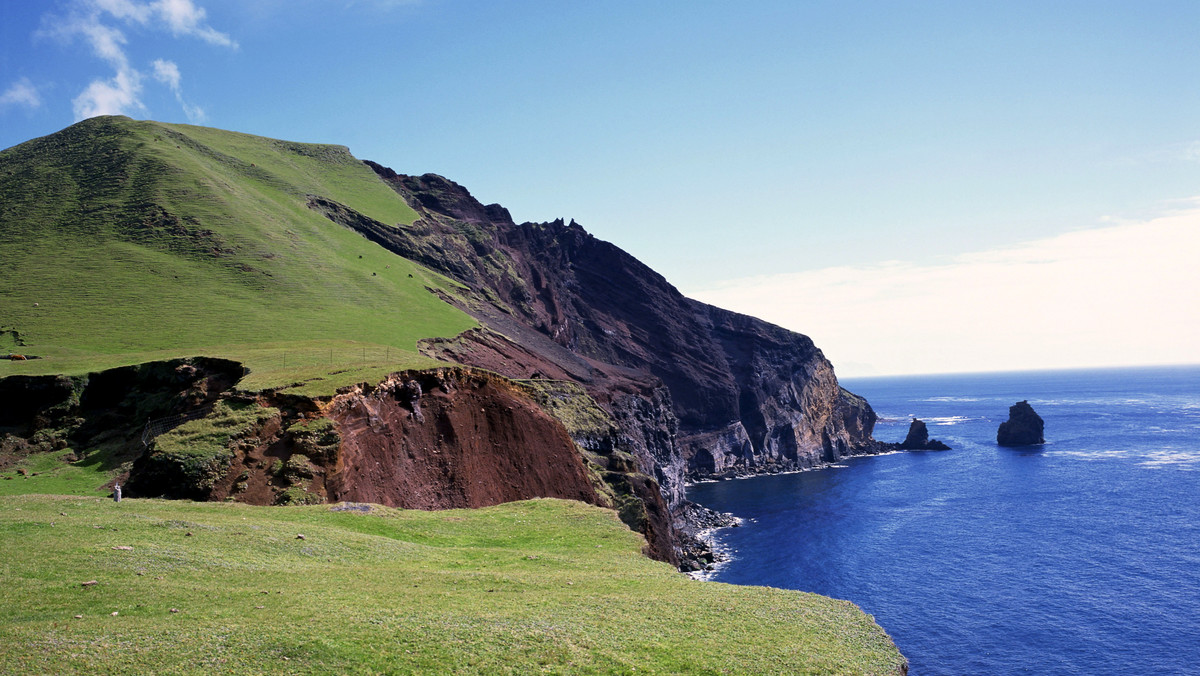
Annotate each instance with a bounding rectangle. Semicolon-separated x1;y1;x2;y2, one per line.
345;168;882;471
997;400;1045;447
898;418;951;451
312;164;887;566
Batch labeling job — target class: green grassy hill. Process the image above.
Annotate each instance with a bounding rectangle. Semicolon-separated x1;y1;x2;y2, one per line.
0;116;475;394
0;494;906;674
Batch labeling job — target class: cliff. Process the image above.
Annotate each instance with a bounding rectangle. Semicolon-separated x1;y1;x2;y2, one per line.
314;167;887;563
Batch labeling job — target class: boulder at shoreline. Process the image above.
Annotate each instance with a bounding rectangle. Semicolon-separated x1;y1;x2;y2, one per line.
899;418;951;451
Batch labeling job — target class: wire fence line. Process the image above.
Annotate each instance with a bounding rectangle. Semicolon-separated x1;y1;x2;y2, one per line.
141;405;215;447
250;346;404;370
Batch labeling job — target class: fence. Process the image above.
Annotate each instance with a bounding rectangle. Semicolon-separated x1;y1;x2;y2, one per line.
141;405;214;447
238;345;408;372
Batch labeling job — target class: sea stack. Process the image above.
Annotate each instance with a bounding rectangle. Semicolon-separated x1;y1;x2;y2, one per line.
996;401;1045;446
899;418;951;450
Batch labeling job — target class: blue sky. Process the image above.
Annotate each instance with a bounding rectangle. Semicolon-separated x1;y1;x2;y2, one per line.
2;1;1198;375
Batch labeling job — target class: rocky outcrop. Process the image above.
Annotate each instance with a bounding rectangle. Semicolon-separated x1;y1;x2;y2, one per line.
343;169;882;468
0;358;242;479
898;419;951;451
997;400;1045;447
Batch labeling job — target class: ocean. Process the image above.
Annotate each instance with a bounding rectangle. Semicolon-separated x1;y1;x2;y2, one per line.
687;366;1200;675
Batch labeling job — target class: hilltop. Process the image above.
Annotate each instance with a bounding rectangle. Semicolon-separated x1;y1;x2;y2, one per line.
0;116;473;391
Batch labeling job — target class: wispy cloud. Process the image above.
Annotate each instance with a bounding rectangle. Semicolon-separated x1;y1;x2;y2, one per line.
687;204;1200;377
152;0;236;48
0;78;44;110
40;0;233;120
152;58;204;122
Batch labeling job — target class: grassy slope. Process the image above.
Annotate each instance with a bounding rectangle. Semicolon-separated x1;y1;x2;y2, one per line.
0;495;905;675
0;116;474;394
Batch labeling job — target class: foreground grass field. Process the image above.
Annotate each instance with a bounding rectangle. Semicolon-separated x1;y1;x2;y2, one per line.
0;495;906;675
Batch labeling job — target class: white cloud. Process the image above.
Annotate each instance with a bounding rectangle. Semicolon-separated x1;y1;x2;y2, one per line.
687;205;1200;377
73;67;144;118
0;78;43;110
39;0;233;120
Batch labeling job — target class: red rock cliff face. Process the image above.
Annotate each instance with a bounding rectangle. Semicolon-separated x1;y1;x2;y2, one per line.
324;369;598;510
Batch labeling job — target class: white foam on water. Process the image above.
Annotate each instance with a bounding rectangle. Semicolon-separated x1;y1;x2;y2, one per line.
926;415;972;426
1138;450;1200;469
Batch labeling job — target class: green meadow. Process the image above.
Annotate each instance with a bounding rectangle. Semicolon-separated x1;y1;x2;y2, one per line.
0;495;906;675
0;116;474;395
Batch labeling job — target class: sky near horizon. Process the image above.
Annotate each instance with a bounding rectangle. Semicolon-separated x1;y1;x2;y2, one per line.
1;1;1198;376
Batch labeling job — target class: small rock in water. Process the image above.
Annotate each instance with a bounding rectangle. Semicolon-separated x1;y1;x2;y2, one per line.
899;418;951;451
997;400;1045;447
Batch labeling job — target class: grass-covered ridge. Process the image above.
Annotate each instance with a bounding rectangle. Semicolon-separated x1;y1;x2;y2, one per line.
0;495;906;674
0;116;475;394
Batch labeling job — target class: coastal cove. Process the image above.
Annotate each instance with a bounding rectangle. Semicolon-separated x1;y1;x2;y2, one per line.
688;366;1200;676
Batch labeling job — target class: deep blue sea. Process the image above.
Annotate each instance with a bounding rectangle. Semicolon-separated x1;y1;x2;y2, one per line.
688;366;1200;676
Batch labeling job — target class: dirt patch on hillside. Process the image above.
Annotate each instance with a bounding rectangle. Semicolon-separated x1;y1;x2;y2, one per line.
324;368;598;509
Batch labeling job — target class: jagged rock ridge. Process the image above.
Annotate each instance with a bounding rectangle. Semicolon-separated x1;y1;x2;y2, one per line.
311;166;889;563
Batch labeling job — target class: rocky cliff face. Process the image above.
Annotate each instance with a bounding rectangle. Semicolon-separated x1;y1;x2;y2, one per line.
0;358;243;485
313;165;886;564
